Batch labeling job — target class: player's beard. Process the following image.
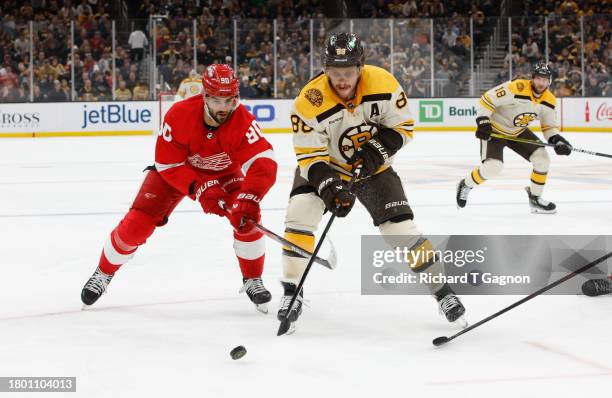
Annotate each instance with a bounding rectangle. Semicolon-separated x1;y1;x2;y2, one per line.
204;104;233;126
333;81;357;101
531;79;548;96
211;109;230;124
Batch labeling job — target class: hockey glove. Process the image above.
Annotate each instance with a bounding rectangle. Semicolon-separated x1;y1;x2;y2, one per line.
317;176;356;218
347;127;403;177
548;134;572;156
228;192;261;233
195;179;228;217
475;116;492;141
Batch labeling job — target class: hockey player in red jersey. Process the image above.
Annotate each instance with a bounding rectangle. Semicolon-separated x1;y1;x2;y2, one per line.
81;64;277;313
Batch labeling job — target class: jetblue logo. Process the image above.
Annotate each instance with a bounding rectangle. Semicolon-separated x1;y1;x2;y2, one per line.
81;104;151;128
243;104;275;122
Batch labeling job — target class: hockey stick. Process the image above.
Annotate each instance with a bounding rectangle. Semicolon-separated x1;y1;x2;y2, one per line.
253;222;336;270
490;133;612;159
219;201;335;269
277;165;363;336
433;250;612;347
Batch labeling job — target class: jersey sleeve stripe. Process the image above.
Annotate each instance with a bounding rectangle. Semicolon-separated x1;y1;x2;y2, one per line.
482;93;496;107
297;155;330;169
241;148;276;174
294;146;329;155
296;151;329;161
479;98;495;112
155;161;186;172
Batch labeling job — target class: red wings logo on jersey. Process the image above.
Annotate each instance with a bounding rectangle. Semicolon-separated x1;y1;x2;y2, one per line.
187;152;233;171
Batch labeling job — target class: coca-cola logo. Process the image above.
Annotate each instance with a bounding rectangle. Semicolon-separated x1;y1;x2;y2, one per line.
595;103;612;121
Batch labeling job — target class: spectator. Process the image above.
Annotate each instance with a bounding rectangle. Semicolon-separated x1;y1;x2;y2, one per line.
128;26;148;63
132;80;149;100
79;78;96;100
47;79;69;101
114;79;132;101
255;77;272;98
239;75;257;98
92;72;110;100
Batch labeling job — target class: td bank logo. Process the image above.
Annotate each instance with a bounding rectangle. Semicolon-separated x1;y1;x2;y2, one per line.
419;100;443;122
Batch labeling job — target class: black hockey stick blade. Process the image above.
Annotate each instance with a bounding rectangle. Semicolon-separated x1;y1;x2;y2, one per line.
432;336;451;346
277;318;292;336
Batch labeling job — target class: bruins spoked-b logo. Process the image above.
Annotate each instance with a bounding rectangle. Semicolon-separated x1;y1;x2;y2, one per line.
338;124;377;160
513;112;537;127
305;88;323;107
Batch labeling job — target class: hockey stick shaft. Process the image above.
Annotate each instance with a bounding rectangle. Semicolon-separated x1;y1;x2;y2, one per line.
218;200;334;269
443;251;612;344
490;133;612;159
277;165;362;336
252;222;334;269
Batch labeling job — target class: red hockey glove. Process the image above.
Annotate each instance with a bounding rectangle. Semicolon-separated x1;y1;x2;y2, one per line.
195;179;228;217
228;192;261;233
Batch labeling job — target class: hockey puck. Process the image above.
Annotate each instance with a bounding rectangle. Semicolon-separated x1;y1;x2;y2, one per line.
230;345;247;360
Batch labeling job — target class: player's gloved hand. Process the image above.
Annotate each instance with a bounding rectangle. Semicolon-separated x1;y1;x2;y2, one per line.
317;176;356;218
475;116;492;141
548;134;572;156
195;179;228;217
347;137;389;178
228;192;261;233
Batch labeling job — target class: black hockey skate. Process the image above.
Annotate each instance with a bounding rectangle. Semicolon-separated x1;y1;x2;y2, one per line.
435;284;468;328
240;277;272;313
456;179;472;209
81;267;114;307
526;187;556;214
582;278;612;297
277;282;304;335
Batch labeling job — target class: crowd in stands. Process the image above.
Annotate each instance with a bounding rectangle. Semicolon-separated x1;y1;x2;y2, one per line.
502;0;610;96
0;0;609;102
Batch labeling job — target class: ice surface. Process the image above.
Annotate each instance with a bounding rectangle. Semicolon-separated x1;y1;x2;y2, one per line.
1;133;611;397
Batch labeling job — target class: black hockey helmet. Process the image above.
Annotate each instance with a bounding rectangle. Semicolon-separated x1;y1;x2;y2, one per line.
532;62;552;80
323;33;365;68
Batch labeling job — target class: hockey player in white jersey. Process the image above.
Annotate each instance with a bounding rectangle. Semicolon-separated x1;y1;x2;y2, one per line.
456;62;573;213
277;33;466;332
176;70;203;100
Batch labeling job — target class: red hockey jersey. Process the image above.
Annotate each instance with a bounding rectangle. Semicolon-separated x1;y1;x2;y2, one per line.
155;95;276;198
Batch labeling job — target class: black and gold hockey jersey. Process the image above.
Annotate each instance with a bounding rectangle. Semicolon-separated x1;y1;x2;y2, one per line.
291;65;414;181
478;79;559;139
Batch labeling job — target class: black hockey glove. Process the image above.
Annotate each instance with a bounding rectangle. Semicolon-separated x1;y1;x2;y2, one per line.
548;134;572;156
308;162;356;217
318;177;356;217
347;127;403;177
475;116;492;141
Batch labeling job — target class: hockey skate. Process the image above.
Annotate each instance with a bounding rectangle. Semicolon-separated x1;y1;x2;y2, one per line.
456;179;472;209
582;278;612;297
525;187;556;214
240;277;272;314
435;284;468;328
81;267;114;307
277;282;304;335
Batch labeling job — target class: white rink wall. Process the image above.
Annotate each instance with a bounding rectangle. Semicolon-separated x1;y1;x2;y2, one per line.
0;97;610;137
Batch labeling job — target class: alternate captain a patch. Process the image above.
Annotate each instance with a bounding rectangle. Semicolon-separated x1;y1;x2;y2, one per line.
305;88;323;107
